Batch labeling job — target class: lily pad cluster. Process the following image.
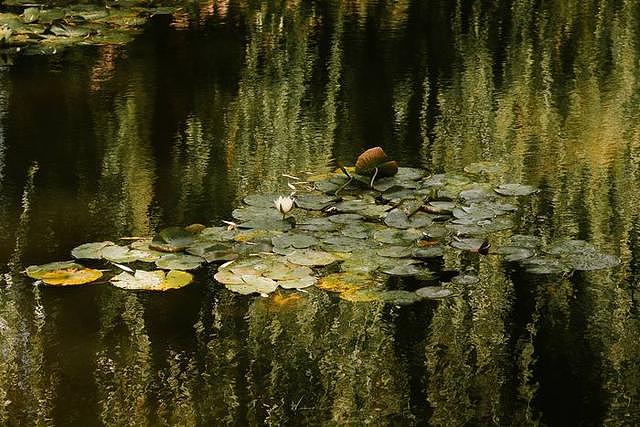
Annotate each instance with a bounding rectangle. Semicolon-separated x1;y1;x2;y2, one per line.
23;153;619;303
0;2;178;55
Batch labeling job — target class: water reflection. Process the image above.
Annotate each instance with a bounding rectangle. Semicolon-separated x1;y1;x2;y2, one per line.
0;0;639;424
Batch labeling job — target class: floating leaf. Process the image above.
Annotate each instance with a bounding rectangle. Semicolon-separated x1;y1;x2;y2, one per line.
272;233;318;249
277;276;317;289
495;183;538;196
373;228;422;245
522;257;568;274
495;246;534;262
111;270;193;291
377;246;412;258
416;286;453;299
328;213;365;224
294;194;336;211
384;209;432;229
382;263;427;277
102;245;159;263
155;254;203;270
244;193;283;208
451;237;491;254
186;242;237;263
25;261;83;279
150;227;195;252
37;267;102;286
71;241;114;260
286;250;337;266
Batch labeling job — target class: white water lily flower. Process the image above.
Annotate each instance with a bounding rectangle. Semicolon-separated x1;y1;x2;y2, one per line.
274;195;295;219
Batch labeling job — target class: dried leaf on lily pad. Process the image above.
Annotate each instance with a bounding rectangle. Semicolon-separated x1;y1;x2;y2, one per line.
71;241;114;259
26;261;102;286
111;270;193;291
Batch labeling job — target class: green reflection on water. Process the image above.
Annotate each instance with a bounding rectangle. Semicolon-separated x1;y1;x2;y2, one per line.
0;0;639;424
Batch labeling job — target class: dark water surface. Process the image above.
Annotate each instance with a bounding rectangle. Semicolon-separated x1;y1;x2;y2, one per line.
1;1;639;425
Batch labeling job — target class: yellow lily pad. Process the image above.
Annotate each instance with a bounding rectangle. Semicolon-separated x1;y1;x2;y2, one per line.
40;267;102;286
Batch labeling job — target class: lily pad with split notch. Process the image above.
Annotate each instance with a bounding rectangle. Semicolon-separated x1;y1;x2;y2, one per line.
151;227;196;252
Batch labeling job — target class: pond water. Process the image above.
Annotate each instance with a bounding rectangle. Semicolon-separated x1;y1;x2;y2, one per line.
1;0;639;425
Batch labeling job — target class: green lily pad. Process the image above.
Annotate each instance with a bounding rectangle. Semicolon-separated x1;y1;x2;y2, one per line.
328;213;365;224
382;263;427;277
186;242;237;263
150;227;195;252
321;235;368;252
416;286;454;299
71;241;115;260
272;233;318;249
297;217;339;232
286;250;337;266
495;246;534;262
111;270;193;291
377;246;412;258
373;228;422;245
102;245;159;263
243;193;283;208
412;246;444;258
450;237;490;254
522;257;569;274
155;254;204;270
294;194;337;210
384;209;433;229
495;183;538;196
